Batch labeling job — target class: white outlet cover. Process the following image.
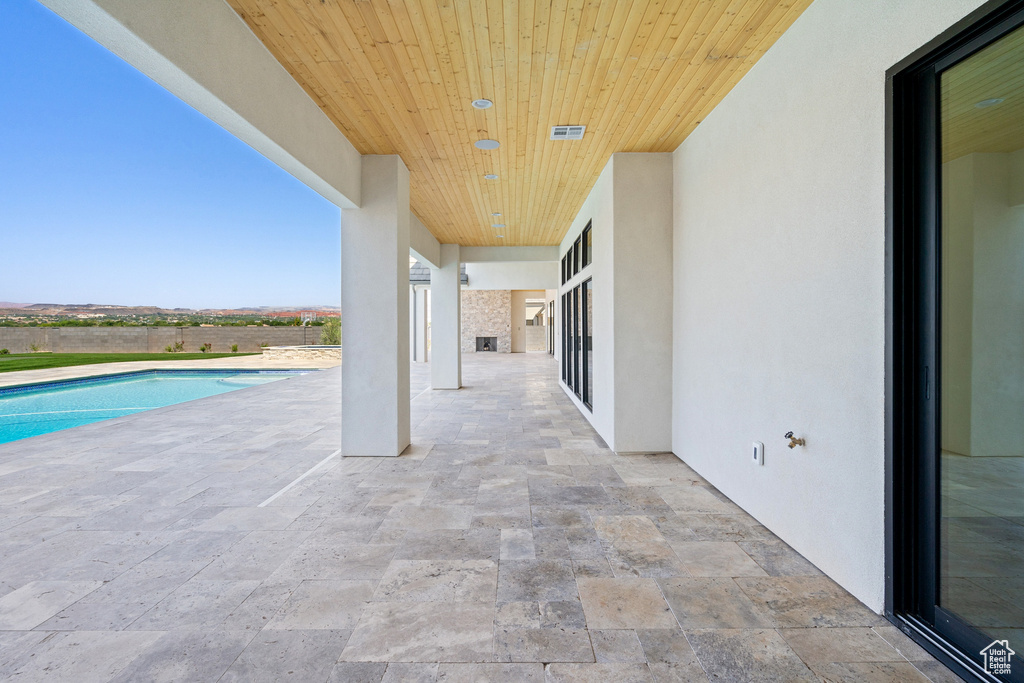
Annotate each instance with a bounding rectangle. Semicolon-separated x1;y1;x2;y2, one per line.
753;441;764;466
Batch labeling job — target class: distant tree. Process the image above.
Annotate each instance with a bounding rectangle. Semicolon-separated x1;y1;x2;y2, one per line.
320;317;340;345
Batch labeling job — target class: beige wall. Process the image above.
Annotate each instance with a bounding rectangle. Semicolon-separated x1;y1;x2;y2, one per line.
942;149;1024;457
0;326;322;354
511;290;546;353
558;153;674;453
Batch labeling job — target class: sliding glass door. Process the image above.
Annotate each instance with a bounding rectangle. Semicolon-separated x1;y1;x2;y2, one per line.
583;279;592;409
560;280;592;410
893;4;1024;679
572;285;581;397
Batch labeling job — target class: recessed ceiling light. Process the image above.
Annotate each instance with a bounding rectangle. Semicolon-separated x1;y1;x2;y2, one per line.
492;224;505;228
496;235;504;238
484;174;498;180
491;212;502;216
475;139;500;150
975;98;1005;108
472;99;493;109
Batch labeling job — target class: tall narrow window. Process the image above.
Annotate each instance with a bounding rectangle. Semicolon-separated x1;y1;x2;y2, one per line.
583;278;592;410
561;293;569;383
572;285;581;397
549;300;555;355
582;222;592;268
573;236;581;275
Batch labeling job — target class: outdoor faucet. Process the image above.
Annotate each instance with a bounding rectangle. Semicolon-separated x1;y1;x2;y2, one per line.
785;431;805;449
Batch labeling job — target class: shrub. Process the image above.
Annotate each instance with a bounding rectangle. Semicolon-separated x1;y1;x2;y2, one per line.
0;348;8;355
29;343;39;352
173;341;185;352
320;317;340;345
164;345;173;353
199;342;212;353
231;344;238;353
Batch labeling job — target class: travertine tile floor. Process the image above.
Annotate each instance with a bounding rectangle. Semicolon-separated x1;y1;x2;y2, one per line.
0;353;962;682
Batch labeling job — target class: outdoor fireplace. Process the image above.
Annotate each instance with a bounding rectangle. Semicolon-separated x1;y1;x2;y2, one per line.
476;336;497;352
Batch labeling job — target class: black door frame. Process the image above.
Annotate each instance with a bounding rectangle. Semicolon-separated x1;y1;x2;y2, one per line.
887;1;1024;680
582;278;592;411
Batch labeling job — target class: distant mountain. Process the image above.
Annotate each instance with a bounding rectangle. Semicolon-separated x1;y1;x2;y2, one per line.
0;302;340;315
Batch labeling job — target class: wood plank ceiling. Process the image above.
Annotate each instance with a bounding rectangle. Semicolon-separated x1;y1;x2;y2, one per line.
941;22;1024;163
226;0;814;246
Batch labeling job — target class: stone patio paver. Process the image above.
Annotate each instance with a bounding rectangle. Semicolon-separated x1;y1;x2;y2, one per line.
0;354;962;681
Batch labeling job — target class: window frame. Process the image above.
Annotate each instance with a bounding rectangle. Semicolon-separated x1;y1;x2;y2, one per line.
887;2;1024;680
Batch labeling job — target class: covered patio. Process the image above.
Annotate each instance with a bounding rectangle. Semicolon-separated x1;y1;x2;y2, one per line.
0;354;951;681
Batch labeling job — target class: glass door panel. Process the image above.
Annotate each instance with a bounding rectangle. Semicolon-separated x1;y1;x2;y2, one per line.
572;285;581;397
583;279;592;409
565;292;573;387
939;21;1024;668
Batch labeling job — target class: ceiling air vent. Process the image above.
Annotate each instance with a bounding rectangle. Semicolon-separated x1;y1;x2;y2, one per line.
550;125;586;141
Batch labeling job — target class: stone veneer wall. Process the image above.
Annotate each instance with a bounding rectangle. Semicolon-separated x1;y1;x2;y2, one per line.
263;346;341;361
526;325;547;352
461;290;511;353
0;326;323;354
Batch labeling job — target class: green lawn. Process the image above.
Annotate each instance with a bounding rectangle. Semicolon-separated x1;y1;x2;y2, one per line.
0;352;258;373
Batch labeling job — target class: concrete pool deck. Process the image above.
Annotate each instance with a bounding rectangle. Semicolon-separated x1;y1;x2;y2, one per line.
0;353;343;389
0;354;958;681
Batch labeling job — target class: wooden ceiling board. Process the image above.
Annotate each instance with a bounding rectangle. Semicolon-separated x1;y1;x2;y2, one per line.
227;0;814;246
942;23;1024;162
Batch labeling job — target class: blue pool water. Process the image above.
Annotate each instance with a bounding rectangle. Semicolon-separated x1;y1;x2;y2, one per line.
0;370;308;445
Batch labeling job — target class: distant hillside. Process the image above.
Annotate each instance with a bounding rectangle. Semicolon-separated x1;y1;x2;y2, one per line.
0;302;340;316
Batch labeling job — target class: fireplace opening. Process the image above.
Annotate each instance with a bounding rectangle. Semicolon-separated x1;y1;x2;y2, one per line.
476;336;497;352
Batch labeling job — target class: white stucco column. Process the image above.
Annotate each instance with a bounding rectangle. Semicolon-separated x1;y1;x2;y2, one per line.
341;156;411;456
409;285;415;362
430;244;461;389
414;286;429;362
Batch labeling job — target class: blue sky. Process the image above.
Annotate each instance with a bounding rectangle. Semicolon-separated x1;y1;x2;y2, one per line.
0;0;341;309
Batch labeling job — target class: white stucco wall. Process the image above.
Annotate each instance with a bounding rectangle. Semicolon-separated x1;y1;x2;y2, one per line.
341;156;410;456
560;154;673;453
431;244;462;389
671;0;987;612
465;262;558;290
612;154;674;452
409;214;441;268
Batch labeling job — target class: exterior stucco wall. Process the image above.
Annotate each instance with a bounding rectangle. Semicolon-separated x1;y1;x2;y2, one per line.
465;262;558;290
670;0;987;612
558;153;673;454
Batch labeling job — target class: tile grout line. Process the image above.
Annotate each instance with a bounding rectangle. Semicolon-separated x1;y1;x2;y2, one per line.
257;449;341;508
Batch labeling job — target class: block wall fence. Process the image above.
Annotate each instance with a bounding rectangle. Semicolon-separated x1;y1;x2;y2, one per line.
0;326;323;354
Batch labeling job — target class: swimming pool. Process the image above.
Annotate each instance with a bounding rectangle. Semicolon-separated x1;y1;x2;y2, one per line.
0;370;310;445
